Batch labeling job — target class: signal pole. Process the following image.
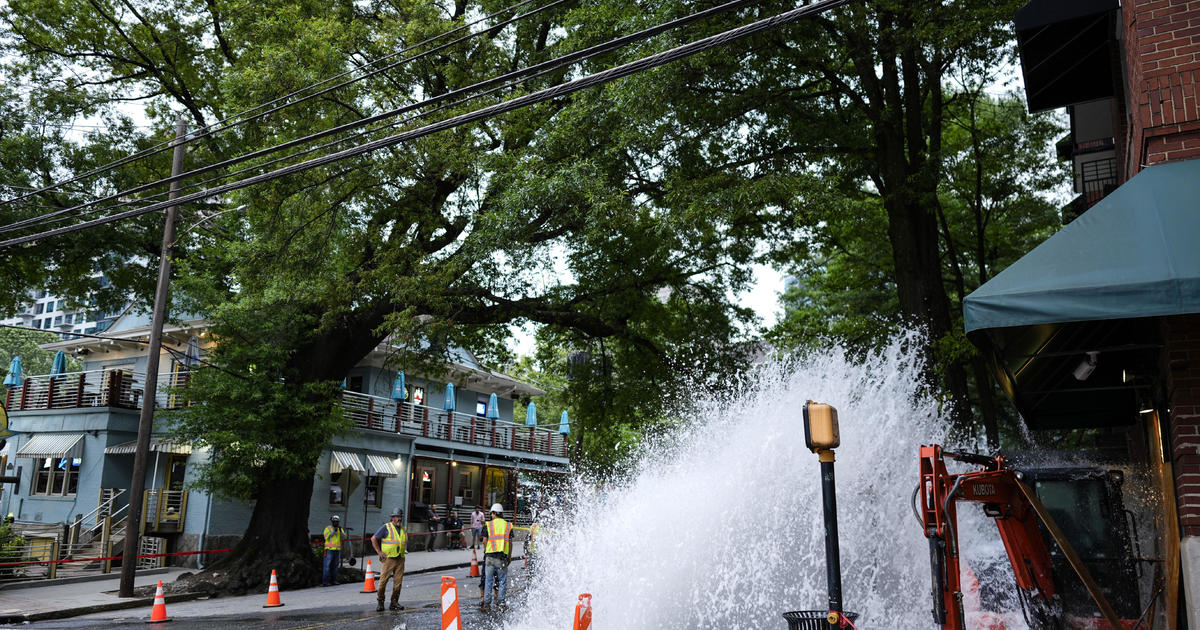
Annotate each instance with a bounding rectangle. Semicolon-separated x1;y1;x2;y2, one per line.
119;116;188;597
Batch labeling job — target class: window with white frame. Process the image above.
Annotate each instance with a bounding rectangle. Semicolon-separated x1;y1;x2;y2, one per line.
32;457;80;496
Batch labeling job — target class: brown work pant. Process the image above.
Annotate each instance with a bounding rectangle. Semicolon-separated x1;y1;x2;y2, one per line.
377;555;405;603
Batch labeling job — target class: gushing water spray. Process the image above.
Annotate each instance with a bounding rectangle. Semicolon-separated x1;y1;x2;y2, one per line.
504;333;1020;630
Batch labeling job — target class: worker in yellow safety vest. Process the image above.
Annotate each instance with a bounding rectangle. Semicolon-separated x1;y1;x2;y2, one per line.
371;507;408;612
322;515;345;586
480;503;512;613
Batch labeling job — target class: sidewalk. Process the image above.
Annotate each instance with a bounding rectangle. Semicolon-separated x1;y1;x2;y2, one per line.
0;546;501;623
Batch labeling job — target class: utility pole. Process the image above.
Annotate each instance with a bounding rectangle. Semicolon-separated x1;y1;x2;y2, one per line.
119;116;188;597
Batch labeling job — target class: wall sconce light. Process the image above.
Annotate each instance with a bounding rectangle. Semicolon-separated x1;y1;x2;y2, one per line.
1122;369;1134;383
1073;351;1100;381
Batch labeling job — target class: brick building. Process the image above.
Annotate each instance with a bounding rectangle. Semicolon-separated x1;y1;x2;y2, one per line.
962;0;1200;625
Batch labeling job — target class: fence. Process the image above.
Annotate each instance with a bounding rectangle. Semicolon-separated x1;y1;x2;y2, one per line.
340;391;569;457
3;369;192;412
5;368;568;459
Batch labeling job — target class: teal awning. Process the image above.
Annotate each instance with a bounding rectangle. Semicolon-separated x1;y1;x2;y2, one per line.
965;159;1200;333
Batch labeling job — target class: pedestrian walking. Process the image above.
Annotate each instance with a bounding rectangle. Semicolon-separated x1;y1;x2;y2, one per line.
480;503;512;613
426;504;442;551
470;505;485;550
322;515;345;586
371;507;408;612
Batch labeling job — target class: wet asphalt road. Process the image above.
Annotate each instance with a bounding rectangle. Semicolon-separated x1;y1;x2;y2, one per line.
17;568;526;630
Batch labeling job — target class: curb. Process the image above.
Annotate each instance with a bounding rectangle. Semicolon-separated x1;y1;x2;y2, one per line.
0;591;206;624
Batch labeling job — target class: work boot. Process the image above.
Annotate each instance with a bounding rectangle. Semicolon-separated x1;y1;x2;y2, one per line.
390;602;403;611
376;601;384;612
480;602;491;614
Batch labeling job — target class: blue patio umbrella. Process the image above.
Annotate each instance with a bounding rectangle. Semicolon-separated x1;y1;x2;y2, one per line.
525;401;538;426
3;356;23;387
558;410;570;435
49;350;67;378
486;393;500;420
391;371;407;400
443;383;455;411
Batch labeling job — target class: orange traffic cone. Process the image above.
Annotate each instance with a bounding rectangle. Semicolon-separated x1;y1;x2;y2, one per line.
440;576;462;630
468;549;480;578
263;569;284;608
361;559;377;593
573;593;592;630
149;580;170;622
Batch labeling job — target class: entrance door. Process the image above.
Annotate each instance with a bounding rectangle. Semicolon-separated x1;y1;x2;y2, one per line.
161;455;187;522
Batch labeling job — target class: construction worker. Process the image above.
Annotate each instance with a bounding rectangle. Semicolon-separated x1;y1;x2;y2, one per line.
371;507;407;612
322;515;345;586
481;503;512;613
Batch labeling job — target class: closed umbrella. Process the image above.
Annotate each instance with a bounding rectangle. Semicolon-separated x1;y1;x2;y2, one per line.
391;371;407;400
525;401;538;426
184;337;201;367
50;350;67;377
558;410;570;435
3;356;23;387
443;383;455;411
486;393;499;420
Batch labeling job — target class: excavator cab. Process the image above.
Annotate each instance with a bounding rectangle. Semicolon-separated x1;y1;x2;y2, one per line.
1025;468;1142;622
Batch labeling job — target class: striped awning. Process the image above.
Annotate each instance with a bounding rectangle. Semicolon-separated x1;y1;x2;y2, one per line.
330;450;365;474
16;433;85;459
364;454;399;477
105;439;193;455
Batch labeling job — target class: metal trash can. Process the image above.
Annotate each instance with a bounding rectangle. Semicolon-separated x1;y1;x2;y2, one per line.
782;611;859;630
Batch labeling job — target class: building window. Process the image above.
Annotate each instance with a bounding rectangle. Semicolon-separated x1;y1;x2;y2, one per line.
32;457;80;496
412;386;425;406
65;314;73;324
46;300;55;312
330;472;344;505
35;303;44;314
53;315;62;326
364;476;383;508
347;375;364;393
476;398;488;416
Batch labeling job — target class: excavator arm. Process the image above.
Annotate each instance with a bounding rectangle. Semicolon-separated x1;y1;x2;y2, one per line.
919;444;1129;630
920;444;1058;629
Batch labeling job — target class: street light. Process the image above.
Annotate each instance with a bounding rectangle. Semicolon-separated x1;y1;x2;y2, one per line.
802;400;849;626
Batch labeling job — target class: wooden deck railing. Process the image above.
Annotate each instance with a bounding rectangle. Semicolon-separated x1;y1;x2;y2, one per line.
3;369;567;458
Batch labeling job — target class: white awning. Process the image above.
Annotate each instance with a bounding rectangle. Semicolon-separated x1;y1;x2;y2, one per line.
17;433;85;459
330;450;365;474
364;454;399;477
105;439;192;455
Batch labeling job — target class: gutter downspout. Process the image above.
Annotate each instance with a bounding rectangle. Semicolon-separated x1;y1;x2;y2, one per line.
403;439;416;532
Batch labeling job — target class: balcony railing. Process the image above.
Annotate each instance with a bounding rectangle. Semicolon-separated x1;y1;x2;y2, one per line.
340;390;569;457
3;369;193;412
3;368;568;458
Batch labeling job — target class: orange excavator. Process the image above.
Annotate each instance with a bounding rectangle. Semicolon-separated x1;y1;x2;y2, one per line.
918;444;1150;629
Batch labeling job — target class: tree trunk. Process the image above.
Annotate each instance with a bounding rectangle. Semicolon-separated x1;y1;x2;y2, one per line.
208;474;320;593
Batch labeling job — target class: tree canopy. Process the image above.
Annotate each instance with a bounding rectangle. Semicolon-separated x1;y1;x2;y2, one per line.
0;0;1070;585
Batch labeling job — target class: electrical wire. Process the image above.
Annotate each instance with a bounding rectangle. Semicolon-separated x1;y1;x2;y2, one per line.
0;0;850;249
0;0;773;237
0;0;558;211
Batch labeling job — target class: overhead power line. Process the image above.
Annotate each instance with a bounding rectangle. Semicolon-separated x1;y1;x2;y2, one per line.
0;0;559;212
0;0;771;237
0;0;848;249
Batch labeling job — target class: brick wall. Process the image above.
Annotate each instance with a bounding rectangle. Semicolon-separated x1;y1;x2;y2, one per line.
1125;0;1200;174
1168;314;1200;536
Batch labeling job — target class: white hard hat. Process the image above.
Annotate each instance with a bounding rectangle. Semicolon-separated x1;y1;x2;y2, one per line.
331;515;340;521
490;503;503;513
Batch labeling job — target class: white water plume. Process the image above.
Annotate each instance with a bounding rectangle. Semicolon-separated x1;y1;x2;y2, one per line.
503;332;1030;629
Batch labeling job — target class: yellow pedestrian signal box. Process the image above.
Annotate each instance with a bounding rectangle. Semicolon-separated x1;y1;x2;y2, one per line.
803;400;840;451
